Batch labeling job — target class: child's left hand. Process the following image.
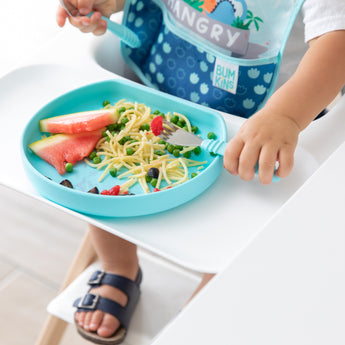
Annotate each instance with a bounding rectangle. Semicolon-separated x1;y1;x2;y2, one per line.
223;109;301;185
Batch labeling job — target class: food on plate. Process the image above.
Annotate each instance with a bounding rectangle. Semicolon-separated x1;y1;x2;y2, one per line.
150;115;163;136
28;99;208;194
60;179;73;188
39;108;118;134
86;99;207;193
29;129;104;175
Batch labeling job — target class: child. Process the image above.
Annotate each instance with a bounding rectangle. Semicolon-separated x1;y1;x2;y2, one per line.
57;0;345;344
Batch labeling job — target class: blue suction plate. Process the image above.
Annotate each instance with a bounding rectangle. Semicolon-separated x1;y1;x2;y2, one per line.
21;79;227;217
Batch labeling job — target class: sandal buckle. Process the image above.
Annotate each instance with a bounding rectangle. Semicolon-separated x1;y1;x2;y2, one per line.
88;271;105;285
78;293;100;310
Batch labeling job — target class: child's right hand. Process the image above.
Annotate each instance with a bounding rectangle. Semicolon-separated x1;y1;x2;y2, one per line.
56;0;124;36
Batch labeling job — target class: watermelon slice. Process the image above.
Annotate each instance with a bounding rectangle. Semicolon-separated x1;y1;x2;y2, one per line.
29;128;104;175
39;108;118;134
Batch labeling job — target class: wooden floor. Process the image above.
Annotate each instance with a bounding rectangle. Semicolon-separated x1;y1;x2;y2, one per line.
0;185;90;345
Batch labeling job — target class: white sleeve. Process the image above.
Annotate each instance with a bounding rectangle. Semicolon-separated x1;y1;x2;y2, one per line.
302;0;345;42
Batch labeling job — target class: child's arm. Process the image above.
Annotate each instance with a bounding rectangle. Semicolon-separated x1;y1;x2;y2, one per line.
224;30;345;185
56;0;124;35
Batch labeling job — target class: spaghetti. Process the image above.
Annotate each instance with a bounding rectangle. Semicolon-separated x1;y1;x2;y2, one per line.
85;100;207;194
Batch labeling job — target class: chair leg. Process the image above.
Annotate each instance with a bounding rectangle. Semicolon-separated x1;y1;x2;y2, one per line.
35;228;98;345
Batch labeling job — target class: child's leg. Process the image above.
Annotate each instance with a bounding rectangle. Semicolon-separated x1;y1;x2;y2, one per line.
75;224;139;338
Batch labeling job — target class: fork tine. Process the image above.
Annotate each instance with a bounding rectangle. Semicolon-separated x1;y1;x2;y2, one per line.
163;118;180;131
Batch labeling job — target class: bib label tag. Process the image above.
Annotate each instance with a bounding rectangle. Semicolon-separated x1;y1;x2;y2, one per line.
213;58;239;95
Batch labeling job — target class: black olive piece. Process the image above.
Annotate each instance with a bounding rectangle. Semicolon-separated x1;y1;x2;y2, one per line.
118;193;135;196
60;179;73;188
88;187;99;194
147;167;159;179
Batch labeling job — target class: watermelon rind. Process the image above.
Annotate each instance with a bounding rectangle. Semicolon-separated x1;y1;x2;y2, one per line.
39;108;118;134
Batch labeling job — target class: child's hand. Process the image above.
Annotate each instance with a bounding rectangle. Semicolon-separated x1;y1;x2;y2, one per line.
223;110;301;185
56;0;122;36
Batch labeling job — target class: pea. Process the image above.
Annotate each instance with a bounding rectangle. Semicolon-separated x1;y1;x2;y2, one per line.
175;145;183;150
177;120;185;128
167;144;175;153
170;115;179;124
192;126;198;134
109;167;117;177
102;130;108;137
183;126;188;131
107;123;117;131
183;151;191;158
93;156;101;164
130;139;139;144
158;139;166;145
65;162;73;173
140;123;150;131
191;172;198;178
193;146;202;155
150;178;158;187
121;117;129;125
119;124;126;131
159;112;166;118
89;151;97;160
118;106;126;114
210;152;217;156
103;100;110;107
207;132;216;140
173;149;180;157
153;110;160;115
146;175;152;183
126;148;134;155
155;150;165;156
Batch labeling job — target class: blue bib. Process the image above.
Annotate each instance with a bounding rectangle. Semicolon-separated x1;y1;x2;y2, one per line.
120;0;304;117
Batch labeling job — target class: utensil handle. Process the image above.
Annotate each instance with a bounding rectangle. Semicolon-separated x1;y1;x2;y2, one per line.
201;139;227;155
87;12;141;48
201;140;280;182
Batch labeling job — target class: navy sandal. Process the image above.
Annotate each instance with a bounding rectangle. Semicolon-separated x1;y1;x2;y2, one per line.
73;268;143;345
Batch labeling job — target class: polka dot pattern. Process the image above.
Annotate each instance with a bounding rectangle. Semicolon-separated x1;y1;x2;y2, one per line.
123;0;278;118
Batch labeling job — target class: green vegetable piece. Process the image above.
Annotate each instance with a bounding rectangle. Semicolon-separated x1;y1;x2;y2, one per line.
121;117;129;125
177;120;185;128
107;123;118;131
175;145;183;150
207;132;217;140
191;172;198;178
183;151;191;158
118;106;126;114
158;139;166;145
170;115;179;124
173;149;180;157
150;178;158;187
103;100;110;107
159;112;166;119
89;151;97;160
155;150;165;156
65;162;73;173
210;152;217;156
167;144;175;153
109;167;118;177
193;146;202;155
192;126;198;133
146;175;152;183
93;156;102;164
140;123;150;131
153;110;160;115
126;148;134;155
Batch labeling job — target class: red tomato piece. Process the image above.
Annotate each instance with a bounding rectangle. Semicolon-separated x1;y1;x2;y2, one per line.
151;116;164;136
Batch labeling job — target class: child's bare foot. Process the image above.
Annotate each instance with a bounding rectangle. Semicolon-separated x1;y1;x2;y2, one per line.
75;265;139;338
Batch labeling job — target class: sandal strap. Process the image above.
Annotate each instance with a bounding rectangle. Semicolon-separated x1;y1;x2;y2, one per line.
73;268;143;330
74;294;133;328
87;269;142;301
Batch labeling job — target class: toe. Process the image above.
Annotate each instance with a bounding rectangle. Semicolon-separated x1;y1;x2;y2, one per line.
83;312;93;331
89;310;104;331
76;311;86;327
97;313;120;338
